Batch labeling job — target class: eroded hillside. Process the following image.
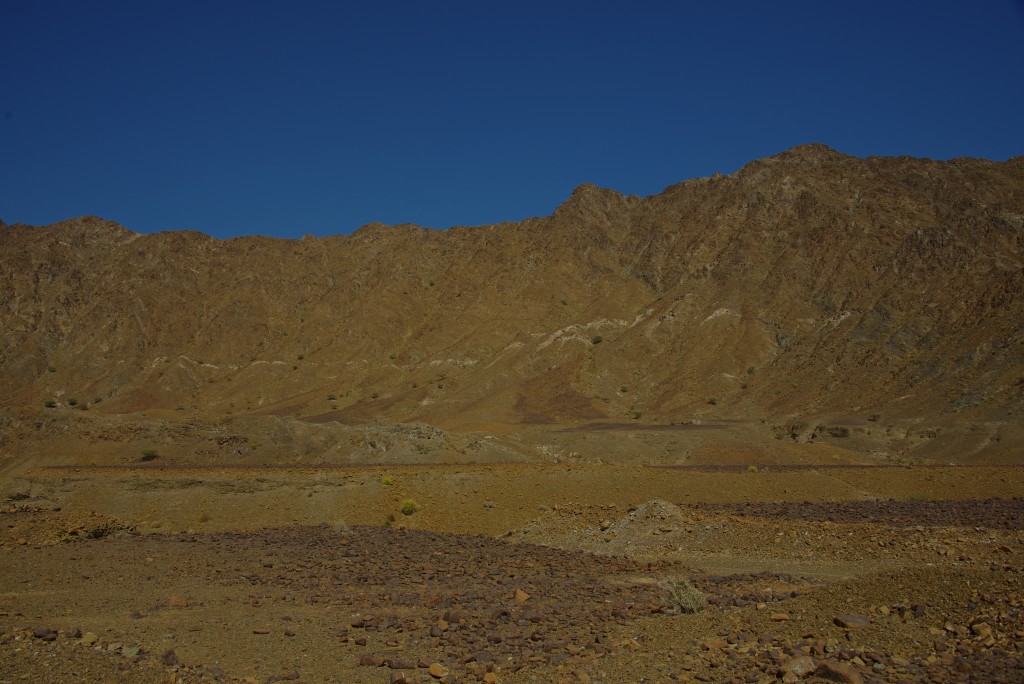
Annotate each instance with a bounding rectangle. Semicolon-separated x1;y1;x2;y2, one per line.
2;144;1023;463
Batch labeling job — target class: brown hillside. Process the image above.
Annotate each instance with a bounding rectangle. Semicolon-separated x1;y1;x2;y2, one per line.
2;144;1023;464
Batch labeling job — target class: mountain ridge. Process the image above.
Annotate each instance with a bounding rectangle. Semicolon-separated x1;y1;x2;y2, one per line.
2;145;1023;463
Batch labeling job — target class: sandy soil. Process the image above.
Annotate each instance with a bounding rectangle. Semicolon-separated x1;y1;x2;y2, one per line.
1;462;1022;683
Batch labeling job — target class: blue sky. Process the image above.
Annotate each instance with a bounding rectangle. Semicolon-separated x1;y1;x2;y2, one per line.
2;1;1022;238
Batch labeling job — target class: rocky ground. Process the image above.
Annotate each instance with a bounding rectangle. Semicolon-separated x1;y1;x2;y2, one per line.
1;463;1022;683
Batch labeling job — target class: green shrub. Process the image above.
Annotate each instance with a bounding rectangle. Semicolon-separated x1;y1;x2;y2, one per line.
591;335;603;345
665;579;707;614
400;499;421;516
44;400;56;408
140;449;159;462
379;474;394;486
747;465;759;474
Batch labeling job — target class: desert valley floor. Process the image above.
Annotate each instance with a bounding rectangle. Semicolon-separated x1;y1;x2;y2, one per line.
1;440;1021;684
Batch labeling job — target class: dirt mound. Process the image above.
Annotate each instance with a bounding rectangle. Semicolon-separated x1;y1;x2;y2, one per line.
512;498;704;559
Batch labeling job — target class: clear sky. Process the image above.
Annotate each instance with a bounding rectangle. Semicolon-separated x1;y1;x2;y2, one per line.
2;1;1022;238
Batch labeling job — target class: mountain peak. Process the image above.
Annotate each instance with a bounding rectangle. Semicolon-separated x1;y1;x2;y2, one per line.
552;184;630;224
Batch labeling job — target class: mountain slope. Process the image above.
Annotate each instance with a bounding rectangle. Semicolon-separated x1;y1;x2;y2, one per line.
2;144;1022;461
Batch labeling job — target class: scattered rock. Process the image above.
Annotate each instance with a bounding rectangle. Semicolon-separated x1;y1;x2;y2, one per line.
834;614;871;629
515;588;530;603
815;660;864;684
782;655;817;677
429;662;449;678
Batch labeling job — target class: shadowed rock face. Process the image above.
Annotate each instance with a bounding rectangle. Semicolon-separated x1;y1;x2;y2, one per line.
1;145;1023;460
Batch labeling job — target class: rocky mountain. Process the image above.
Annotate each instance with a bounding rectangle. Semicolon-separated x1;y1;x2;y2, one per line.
2;144;1023;463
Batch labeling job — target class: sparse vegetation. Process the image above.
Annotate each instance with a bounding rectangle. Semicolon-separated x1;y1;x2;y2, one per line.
868;414;880;422
665;579;707;614
379;474;394;486
327;394;336;401
67;398;78;406
44;399;56;408
707;397;718;405
140;449;159;462
47;365;56;373
591;335;603;345
400;499;421;516
747;465;759;473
